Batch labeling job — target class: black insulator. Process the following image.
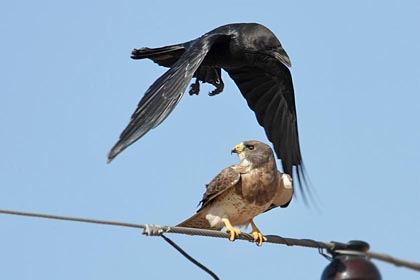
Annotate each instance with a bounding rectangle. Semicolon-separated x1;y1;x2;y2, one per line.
321;240;381;280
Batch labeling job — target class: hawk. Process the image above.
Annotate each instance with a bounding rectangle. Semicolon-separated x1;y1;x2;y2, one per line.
108;23;308;198
177;140;293;246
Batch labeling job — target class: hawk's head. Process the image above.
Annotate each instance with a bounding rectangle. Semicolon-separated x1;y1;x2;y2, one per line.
231;140;275;169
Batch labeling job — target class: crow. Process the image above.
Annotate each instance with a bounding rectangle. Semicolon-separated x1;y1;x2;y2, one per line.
108;23;309;200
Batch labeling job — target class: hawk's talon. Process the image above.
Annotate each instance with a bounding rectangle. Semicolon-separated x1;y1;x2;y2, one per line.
250;219;267;247
251;231;267;246
222;218;241;242
226;227;242;241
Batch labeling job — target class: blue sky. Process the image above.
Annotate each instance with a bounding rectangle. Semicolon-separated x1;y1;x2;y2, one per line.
1;0;420;279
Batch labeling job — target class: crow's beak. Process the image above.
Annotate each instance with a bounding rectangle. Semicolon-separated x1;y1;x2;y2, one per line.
270;49;291;67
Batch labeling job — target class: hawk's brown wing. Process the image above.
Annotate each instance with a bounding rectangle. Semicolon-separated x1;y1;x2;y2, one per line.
177;166;241;229
198;166;242;210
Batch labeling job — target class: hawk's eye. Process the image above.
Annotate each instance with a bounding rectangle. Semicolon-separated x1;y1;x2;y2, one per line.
247;145;254;150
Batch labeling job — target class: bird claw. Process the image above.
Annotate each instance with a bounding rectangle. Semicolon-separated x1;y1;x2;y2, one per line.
222;218;241;242
208;80;224;96
251;231;267;247
226;228;242;242
250;220;267;246
189;80;200;95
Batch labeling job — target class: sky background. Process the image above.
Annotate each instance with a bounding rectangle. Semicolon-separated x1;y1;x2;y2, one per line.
1;0;420;279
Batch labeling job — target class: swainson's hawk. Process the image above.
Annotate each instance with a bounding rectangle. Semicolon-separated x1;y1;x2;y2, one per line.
108;23;308;198
177;140;293;246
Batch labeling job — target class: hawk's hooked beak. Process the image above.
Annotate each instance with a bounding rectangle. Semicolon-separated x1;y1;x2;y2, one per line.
231;143;244;154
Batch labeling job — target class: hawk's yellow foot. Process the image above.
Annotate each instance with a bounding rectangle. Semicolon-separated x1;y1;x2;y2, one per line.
250;220;267;246
222;218;241;242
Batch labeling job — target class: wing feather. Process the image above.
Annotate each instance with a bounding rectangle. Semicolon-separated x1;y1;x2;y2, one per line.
227;64;307;201
108;33;232;161
198;166;241;210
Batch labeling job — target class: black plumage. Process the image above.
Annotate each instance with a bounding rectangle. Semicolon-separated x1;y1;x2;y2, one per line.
109;23;308;199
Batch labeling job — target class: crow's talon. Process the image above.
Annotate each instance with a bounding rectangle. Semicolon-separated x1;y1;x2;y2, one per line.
208;86;223;96
189;83;200;95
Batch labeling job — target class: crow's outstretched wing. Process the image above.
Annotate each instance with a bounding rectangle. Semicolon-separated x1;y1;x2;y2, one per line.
108;33;231;161
227;64;308;200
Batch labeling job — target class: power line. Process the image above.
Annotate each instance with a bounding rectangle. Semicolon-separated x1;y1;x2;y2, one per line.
1;208;420;274
161;234;219;280
0;208;219;279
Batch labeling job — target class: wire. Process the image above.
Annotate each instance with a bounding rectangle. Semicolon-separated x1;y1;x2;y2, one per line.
0;208;144;229
1;208;420;274
0;209;218;279
367;251;420;271
161;234;219;280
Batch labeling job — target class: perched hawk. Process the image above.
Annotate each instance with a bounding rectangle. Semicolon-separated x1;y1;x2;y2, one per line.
108;23;308;198
177;140;293;246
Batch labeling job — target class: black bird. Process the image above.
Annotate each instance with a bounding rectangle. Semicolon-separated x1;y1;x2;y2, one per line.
109;23;308;198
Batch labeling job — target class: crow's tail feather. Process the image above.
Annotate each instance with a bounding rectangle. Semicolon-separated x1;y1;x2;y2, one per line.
131;45;186;67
